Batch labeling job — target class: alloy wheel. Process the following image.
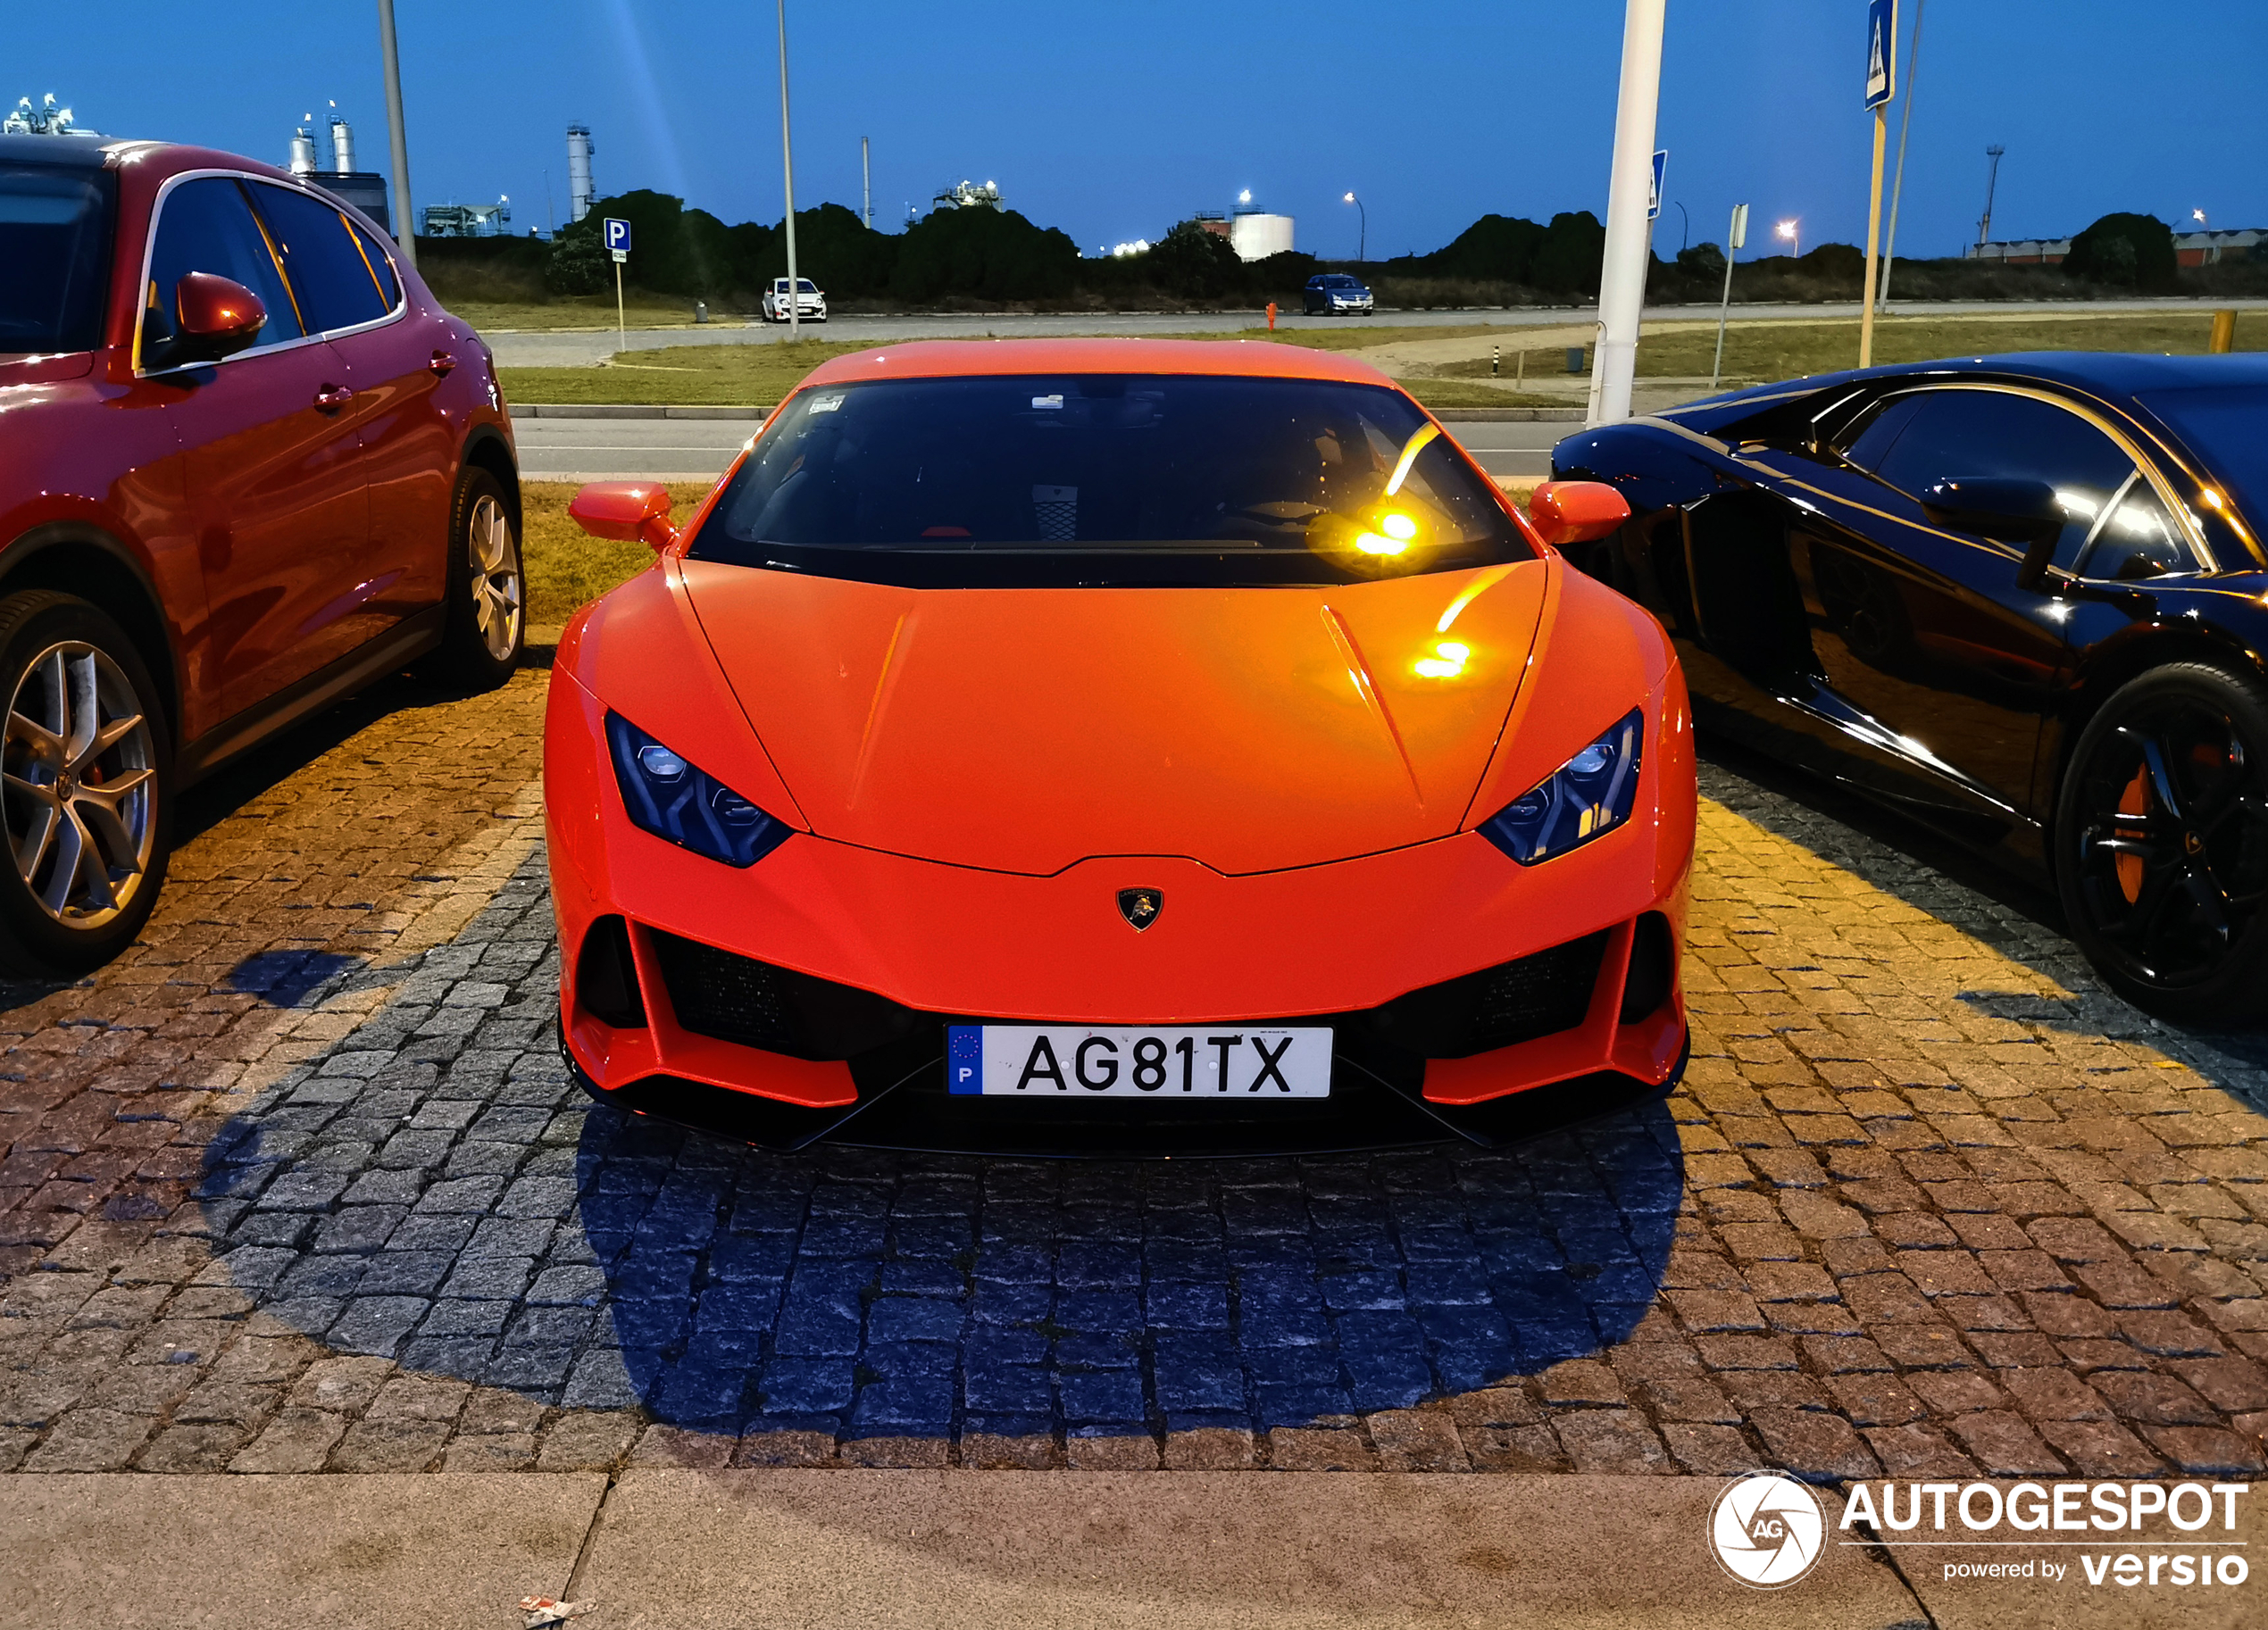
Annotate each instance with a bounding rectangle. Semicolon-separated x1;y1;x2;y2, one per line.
2070;698;2268;992
468;493;524;661
1;642;158;929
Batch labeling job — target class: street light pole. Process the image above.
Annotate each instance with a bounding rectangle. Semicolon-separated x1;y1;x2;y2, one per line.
1587;0;1667;428
776;0;800;337
1343;191;1364;262
375;0;416;268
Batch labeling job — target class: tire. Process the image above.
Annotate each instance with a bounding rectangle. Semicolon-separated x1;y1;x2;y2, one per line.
0;591;172;977
2054;661;2268;1023
422;467;525;690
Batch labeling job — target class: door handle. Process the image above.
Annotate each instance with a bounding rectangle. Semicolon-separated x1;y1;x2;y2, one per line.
429;350;456;376
313;385;354;412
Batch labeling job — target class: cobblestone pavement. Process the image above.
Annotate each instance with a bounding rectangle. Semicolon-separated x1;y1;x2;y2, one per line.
2;667;2265;1478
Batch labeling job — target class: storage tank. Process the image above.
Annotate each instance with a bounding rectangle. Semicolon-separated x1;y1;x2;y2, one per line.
288;123;317;176
1230;212;1294;262
329;116;354;174
567;124;596;221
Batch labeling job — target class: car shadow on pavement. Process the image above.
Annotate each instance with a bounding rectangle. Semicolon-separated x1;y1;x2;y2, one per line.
187;837;1682;1450
560;1099;1684;1443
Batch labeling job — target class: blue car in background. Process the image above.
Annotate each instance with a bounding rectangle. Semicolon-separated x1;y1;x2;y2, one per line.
1304;272;1374;316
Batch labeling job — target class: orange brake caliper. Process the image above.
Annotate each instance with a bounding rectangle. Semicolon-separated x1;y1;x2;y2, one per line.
2114;767;2148;903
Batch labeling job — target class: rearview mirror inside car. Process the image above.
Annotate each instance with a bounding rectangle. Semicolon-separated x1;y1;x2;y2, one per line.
1918;477;2064;588
1527;479;1631;547
144;272;268;371
571;481;679;553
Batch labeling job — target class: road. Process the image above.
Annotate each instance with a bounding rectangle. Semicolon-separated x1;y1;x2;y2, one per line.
485;295;2267;368
512;414;1570;484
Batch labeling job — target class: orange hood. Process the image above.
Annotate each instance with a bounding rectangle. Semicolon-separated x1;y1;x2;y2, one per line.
679;559;1552;876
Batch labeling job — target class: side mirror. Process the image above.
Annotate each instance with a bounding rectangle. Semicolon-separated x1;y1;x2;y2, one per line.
145;272;267;370
1527;479;1631;547
1918;477;2063;588
571;481;678;553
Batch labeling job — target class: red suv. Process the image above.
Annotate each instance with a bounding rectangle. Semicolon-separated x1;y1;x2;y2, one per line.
0;136;523;976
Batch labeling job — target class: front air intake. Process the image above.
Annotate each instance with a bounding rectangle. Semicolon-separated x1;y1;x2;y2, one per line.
1363;930;1609;1058
575;916;646;1028
648;930;925;1060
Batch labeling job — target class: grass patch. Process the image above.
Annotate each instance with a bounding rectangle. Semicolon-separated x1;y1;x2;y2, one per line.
453;294;739;332
501;338;876;407
521;479;715;627
1626;309;2266;383
500;327;1574;408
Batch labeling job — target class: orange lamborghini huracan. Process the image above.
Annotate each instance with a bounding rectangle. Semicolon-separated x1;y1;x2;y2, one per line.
546;339;1694;1154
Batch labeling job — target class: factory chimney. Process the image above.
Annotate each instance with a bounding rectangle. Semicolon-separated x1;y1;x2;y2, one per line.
567;124;596;221
288;121;317;176
329;111;354;173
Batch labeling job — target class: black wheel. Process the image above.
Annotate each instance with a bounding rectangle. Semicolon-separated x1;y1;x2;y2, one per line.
2055;662;2268;1022
0;591;172;977
422;467;525;689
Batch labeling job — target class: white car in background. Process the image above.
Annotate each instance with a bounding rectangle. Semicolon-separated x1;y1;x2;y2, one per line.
761;277;827;322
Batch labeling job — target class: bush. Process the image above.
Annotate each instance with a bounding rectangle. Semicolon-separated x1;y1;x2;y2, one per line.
890;205;1079;303
544;232;609;295
1530;212;1606;295
2067;212;2178;293
1144;220;1246;301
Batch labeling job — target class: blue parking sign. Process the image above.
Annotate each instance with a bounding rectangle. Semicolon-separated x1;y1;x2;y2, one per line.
1648;149;1667;221
1864;0;1897;110
604;217;632;254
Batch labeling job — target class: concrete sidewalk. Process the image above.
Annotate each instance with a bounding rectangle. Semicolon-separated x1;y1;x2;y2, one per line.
4;1471;1919;1630
10;1469;2262;1629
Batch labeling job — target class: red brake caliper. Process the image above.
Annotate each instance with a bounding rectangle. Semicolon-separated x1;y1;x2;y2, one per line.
2114;767;2149;903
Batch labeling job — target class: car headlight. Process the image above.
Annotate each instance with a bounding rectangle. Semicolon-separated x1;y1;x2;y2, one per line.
606;712;792;867
1480;709;1644;864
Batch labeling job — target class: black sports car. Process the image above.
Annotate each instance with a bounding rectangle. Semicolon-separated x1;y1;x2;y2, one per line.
1551;352;2268;1021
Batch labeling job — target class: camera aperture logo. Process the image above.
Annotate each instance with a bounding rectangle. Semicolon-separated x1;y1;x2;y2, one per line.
1711;1472;1825;1589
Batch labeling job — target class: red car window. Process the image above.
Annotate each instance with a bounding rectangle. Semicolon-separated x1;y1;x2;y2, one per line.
247;181;390;335
346;219;401;311
144;176;303;352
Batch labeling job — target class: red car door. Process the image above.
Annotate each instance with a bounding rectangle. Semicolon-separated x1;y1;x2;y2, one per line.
142;174;371;715
247;181;453;625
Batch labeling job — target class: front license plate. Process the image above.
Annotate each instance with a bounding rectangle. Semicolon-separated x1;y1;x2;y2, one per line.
947;1025;1332;1098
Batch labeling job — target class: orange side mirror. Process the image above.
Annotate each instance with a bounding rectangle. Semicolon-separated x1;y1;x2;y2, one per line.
570;481;678;553
1528;479;1630;548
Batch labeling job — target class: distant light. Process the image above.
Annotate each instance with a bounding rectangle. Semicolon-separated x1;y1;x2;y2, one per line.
1238;189;1251;204
1380;512;1417;541
1355;532;1405;556
1343;191;1355;204
1775;220;1797;239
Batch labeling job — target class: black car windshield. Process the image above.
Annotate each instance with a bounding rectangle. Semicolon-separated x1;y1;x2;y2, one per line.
0;163;113;354
2139;386;2267;549
692;372;1529;587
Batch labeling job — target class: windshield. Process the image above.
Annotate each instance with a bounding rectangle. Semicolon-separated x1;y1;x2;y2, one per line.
690;372;1530;588
2140;386;2267;551
0;163;114;354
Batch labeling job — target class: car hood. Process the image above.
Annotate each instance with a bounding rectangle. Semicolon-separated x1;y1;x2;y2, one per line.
678;558;1551;876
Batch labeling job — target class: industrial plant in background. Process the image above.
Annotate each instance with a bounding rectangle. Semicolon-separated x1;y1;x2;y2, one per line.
421;199;513;237
568;124;596;222
285;106;394;235
1194;192;1295;263
933;179;1003;211
4;94;96;137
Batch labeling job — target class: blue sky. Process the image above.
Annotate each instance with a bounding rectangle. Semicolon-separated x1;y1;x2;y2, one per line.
7;1;2261;259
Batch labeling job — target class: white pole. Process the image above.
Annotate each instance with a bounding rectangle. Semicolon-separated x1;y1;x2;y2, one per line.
1712;203;1746;393
777;0;799;338
1586;0;1667;428
375;0;416;268
1880;0;1924;311
862;136;871;229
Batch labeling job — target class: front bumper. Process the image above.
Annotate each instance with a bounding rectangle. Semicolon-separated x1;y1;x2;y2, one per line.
546;669;1690;1154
